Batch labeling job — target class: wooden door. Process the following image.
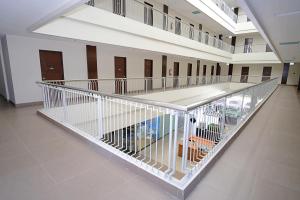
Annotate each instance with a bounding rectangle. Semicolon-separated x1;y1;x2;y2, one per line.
115;57;127;94
162;55;167;88
216;63;221;76
281;63;289;84
162;55;167;77
228;64;233;75
173;62;179;87
187;63;192;85
262;66;272;81
39;50;64;81
241;67;249;83
203;65;206;76
144;59;153;90
196;60;200;76
86;45;98;90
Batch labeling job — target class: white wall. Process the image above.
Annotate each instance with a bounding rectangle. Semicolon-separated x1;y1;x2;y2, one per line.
5;35;88;104
0;38;8;98
1;36;14;102
235;33;268;53
4;34;223;104
287;63;300;85
232;63;300;85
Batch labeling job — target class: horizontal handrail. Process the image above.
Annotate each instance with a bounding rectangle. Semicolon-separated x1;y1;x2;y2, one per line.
45;75;272;83
186;77;279;110
38;76;279;112
37;81;188;111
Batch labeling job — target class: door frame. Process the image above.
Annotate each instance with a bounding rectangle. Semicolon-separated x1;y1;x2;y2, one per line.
241;66;249;83
114;56;127;94
144;59;153;91
39;50;64;81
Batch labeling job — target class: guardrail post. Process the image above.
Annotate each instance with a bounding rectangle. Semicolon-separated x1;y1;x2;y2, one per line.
97;96;104;139
220;97;226;136
181;112;189;172
62;88;67;122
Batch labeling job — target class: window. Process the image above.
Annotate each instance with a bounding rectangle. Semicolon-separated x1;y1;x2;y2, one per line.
144;2;153;26
205;32;209;44
262;67;272;81
244;38;253;53
266;44;272;52
163;5;168;30
113;0;126;16
213;36;217;47
198;24;203;42
189;24;194;40
175;17;181;35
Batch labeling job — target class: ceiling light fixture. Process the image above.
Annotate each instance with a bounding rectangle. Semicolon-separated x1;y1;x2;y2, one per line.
275;10;300;17
290;62;295;65
192;10;201;14
228;35;232;39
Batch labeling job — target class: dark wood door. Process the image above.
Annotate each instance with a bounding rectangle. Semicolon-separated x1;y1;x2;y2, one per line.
115;56;127;94
228;64;233;75
196;60;200;76
187;63;192;76
173;62;179;87
216;63;221;76
196;60;200;84
86;45;98;90
241;66;249;83
262;66;272;81
187;63;192;85
281;63;289;84
144;59;153;90
162;55;167;77
298;74;300;91
39;50;64;81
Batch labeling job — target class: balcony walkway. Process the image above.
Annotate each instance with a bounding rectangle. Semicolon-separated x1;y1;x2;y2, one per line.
0;85;299;200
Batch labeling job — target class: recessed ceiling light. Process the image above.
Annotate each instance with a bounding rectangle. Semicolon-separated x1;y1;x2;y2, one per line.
192;10;201;14
275;10;300;17
279;41;300;45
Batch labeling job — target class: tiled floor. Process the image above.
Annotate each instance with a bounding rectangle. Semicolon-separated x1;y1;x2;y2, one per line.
0;85;299;200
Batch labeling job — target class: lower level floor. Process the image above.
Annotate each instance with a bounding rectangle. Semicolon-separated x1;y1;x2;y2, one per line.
0;85;299;200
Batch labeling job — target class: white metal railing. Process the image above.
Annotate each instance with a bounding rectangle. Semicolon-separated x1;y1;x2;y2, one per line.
37;76;278;190
234;44;273;54
212;0;238;22
46;75;275;95
91;0;235;53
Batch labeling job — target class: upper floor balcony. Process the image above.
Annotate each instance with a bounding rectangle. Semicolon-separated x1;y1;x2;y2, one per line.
232;43;280;64
90;0;235;53
211;0;237;23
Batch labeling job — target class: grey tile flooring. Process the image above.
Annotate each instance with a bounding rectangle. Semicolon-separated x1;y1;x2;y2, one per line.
0;85;299;200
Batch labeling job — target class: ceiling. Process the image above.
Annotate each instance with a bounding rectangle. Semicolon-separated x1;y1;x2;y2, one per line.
238;0;300;62
0;0;85;37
